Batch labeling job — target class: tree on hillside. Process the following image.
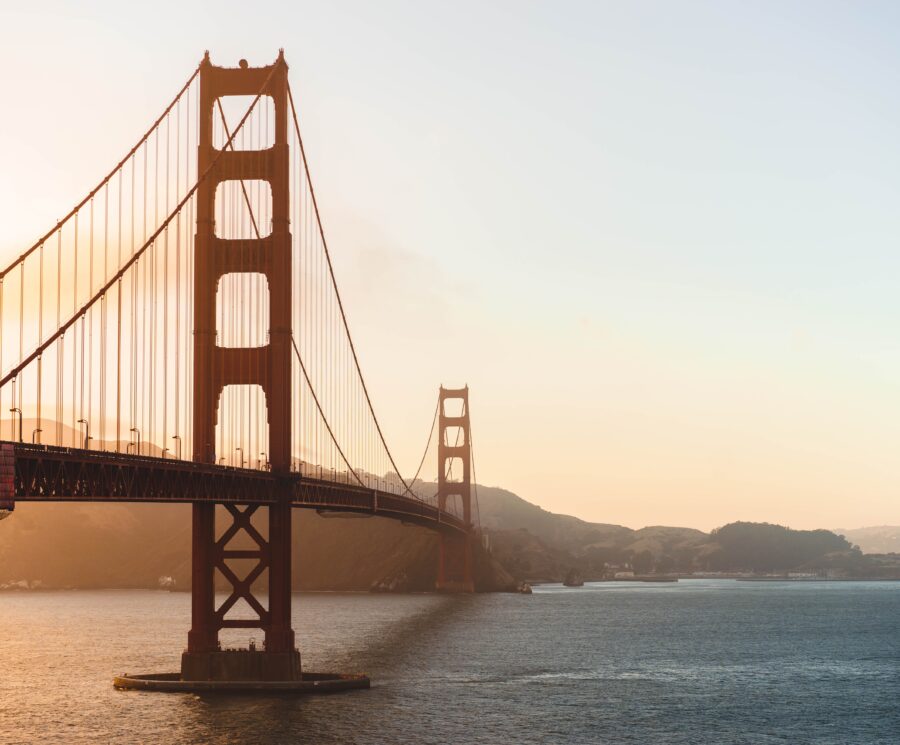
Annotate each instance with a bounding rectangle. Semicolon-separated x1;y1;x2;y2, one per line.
709;522;856;572
631;550;654;574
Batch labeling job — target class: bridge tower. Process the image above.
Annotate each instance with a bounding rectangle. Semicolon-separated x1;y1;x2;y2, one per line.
183;52;299;682
436;386;475;592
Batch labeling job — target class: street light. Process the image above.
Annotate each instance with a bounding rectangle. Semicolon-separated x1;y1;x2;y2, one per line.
130;427;141;456
31;428;42;444
172;435;182;460
235;447;244;468
77;419;90;449
8;407;22;443
7;379;16;442
259;452;268;471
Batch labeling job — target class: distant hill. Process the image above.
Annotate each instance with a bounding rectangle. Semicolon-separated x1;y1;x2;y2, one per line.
475;485;635;549
475;484;710;579
474;487;894;580
835;526;900;554
704;522;853;572
477;484;706;552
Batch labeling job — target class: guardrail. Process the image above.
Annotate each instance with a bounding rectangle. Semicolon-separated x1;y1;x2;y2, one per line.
4;441;469;535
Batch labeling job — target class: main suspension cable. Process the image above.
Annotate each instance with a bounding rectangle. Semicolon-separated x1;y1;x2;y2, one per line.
0;64;201;280
405;396;440;498
290;334;365;487
0;67;277;390
287;81;416;496
469;407;481;529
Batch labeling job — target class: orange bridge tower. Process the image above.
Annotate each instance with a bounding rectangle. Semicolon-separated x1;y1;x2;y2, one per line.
436;386;475;592
184;51;298;682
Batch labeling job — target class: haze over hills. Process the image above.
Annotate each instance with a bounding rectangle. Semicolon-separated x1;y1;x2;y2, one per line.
835;526;900;554
2;480;895;590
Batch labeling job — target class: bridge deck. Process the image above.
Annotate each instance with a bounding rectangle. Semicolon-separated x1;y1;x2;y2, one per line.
0;442;468;535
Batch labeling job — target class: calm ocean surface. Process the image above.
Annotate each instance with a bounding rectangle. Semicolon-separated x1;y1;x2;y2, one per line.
0;580;897;744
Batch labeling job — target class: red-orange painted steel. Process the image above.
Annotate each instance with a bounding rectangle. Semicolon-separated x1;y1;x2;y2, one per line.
6;442;470;534
190;51;295;667
0;443;14;512
436;386;475;592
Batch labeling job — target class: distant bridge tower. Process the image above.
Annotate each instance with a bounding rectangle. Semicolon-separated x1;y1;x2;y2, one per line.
436;386;475;592
184;52;298;682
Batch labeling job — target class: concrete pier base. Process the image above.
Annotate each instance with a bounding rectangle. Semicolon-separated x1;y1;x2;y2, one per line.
113;671;370;694
181;649;301;682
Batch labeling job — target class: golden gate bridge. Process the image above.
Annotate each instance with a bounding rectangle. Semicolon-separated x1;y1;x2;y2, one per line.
0;51;479;691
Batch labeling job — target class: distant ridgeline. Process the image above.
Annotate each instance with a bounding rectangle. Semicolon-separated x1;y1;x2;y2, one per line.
474;489;900;583
0;484;898;590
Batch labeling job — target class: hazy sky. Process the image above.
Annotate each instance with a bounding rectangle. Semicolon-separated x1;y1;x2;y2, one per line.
3;0;900;530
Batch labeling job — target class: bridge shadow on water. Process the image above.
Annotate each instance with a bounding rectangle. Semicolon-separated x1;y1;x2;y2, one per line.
174;592;481;744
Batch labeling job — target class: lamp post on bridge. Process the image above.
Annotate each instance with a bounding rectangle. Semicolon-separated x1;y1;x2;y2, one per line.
77;419;90;450
8;407;22;443
130;427;141;456
31;428;41;444
172;435;182;460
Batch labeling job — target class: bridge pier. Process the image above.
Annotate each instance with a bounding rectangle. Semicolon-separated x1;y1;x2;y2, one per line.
435;386;476;593
181;499;300;682
437;533;475;593
119;488;370;692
